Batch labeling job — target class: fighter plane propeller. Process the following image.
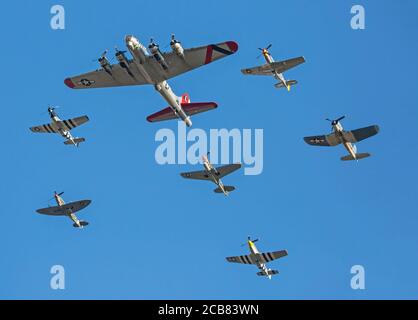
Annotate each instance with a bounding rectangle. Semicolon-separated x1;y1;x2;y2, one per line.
241;236;259;247
326;116;346;126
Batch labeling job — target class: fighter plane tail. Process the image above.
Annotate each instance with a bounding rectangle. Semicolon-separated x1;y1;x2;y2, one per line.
64;137;85;146
257;269;279;277
274;80;298;90
341;153;371;161
214;186;235;194
73;221;89;228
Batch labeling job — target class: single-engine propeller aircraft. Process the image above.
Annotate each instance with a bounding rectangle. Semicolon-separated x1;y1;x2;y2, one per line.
180;153;241;196
241;44;305;91
36;192;91;228
64;34;238;127
30;107;89;147
226;237;288;279
304;116;380;161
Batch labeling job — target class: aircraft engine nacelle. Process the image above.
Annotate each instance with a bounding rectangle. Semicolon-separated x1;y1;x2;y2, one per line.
171;41;184;58
149;43;169;71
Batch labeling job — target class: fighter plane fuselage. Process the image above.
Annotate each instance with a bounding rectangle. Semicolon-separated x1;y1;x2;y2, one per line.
332;123;357;160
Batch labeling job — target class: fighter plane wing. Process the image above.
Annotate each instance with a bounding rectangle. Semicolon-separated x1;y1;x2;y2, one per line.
257;250;288;264
64;41;238;89
180;170;210;181
36;200;91;216
214;163;242;178
226;255;255;265
59;115;89;131
30;123;59;134
241;56;305;76
303;133;341;146
342;125;380;143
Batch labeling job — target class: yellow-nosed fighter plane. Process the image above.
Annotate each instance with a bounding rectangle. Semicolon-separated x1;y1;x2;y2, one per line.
241;44;305;91
226;237;288;279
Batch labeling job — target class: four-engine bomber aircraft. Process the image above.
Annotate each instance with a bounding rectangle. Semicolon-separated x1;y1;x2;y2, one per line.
36;192;91;228
30;107;89;147
304;116;380;161
241;44;305;91
180;153;241;196
226;237;288;279
64;34;238;127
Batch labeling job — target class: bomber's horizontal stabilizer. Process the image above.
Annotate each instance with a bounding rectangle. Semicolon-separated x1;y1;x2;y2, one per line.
214;186;235;193
73;221;89;228
64;137;85;145
274;80;297;89
257;269;279;276
147;102;217;123
341;153;371;161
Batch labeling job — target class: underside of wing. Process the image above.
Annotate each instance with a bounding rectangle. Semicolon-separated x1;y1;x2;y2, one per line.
30;123;58;134
37;200;91;216
269;56;306;74
64;63;148;89
241;64;274;76
215;163;242;178
343;125;380;143
36;205;68;216
304;133;340;146
61;200;92;213
159;41;238;80
59;116;89;131
226;255;254;265
180;170;210;181
258;250;288;264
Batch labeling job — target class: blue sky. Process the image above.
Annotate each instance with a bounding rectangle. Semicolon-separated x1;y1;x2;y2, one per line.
1;0;418;299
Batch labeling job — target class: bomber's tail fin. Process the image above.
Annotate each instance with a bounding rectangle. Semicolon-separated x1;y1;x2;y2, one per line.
257;269;279;277
73;221;89;228
274;80;298;90
214;186;235;194
341;153;371;161
64;137;85;146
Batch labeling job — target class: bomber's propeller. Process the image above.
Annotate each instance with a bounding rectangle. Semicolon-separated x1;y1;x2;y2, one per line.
115;46;127;55
326;116;345;126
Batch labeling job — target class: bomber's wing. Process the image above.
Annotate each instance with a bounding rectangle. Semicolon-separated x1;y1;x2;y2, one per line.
180;170;211;181
226;255;255;265
157;41;238;81
64;63;148;89
59;116;89;131
257;250;288;264
36;200;91;216
214;163;242;178
30;123;59;134
303;133;341;146
241;56;305;76
342;125;380;143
